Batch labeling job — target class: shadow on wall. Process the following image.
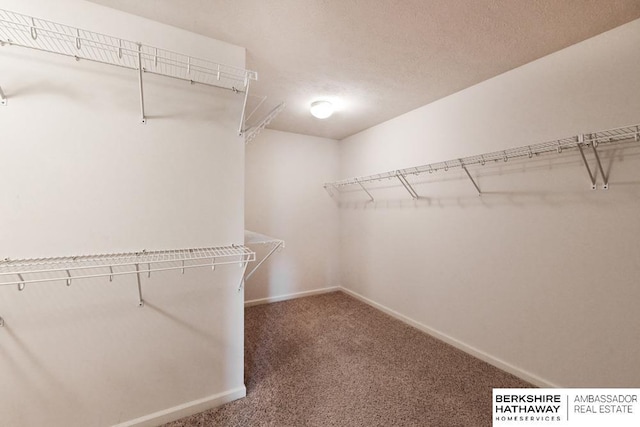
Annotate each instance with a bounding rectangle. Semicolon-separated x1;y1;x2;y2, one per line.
0;325;78;407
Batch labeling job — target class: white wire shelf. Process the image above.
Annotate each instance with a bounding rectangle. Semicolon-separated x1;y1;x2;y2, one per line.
0;9;256;89
325;123;640;199
244;230;285;281
0;245;255;326
0;245;255;287
0;8;257;128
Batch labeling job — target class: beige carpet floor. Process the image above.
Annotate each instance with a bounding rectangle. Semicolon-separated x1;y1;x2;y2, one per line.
165;291;532;427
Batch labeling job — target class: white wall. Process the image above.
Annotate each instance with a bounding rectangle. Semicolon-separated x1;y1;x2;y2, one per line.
245;129;340;303
339;18;640;388
0;0;247;425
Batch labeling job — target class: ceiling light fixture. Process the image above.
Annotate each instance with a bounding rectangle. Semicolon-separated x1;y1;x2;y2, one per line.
310;100;334;119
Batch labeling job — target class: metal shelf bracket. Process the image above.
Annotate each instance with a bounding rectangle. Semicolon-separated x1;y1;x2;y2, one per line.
245;240;284;282
237;260;249;292
577;136;597;190
237;79;251;136
243;230;285;292
461;160;481;196
323;184;336;198
577;134;608;190
136;44;146;124
590;138;609;190
396;171;419;199
134;263;144;307
356;179;375;202
244;102;286;144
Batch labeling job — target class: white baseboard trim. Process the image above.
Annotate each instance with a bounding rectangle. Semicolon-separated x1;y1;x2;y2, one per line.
339;287;559;389
112;386;246;427
245;286;340;307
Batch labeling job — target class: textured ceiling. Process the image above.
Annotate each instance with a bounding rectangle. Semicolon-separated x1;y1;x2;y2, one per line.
87;0;640;140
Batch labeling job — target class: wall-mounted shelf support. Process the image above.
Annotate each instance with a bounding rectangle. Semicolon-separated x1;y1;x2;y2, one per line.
238;78;251;136
577;135;598;190
396;171;419;199
245;234;285;281
244;95;267;125
237;259;249;292
356;179;375;202
323;184;336;198
244;100;286;144
0;245;256;325
136;44;146;124
0;85;6;106
577;134;609;190
325;123;639;200
134;263;144;307
589;136;608;190
461;162;481;195
243;230;285;290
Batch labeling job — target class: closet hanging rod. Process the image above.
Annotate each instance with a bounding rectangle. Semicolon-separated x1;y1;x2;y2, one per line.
326;123;640;188
0;9;257;91
0;245;255;287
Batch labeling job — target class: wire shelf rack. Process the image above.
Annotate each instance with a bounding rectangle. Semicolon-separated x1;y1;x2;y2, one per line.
325;123;640;198
0;245;255;326
0;9;256;90
0;8;257;128
0;245;255;288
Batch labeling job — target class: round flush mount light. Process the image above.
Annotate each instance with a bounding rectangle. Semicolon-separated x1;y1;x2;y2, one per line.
310;100;334;119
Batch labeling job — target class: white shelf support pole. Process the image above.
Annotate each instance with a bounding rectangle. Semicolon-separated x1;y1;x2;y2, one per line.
356;179;375;202
461;163;481;196
244;102;286;143
136;44;146;124
244;95;267;127
238;79;251;136
237;261;249;292
577;135;598;190
134;263;144;307
245;241;284;281
589;135;609;190
396;171;419;199
0;85;6;106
